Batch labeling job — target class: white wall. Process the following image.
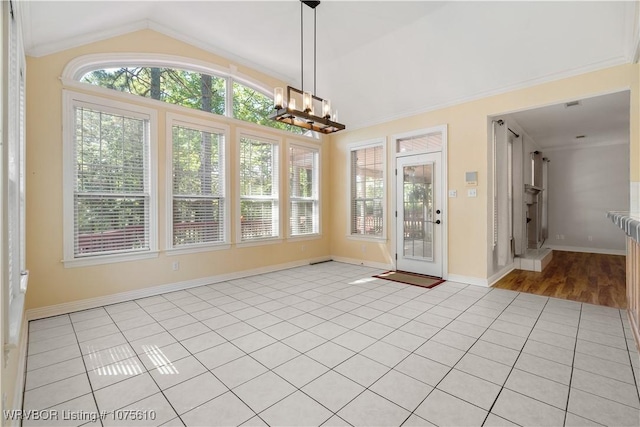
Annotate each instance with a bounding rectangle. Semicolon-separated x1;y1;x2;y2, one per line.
546;143;629;253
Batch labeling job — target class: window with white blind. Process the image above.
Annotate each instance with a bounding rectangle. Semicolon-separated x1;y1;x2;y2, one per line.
63;92;157;266
349;141;386;238
170;117;228;249
289;143;319;236
4;0;28;347
238;134;280;241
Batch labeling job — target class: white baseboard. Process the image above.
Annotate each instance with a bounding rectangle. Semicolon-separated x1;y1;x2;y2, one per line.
487;263;515;286
544;245;625;256
446;274;489;287
6;313;28;427
26;256;331;321
330;256;393;271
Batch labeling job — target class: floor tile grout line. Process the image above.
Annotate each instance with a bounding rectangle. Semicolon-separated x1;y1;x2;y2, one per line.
107;287;302;424
233;274;488;423
620;309;640;403
69;313;105;427
439;292;544;425
478;295;552;426
98;305;194;426
354;283;525;426
133;299;281;425
21;263;635;426
125;279;350;426
130;296;297;426
184;269;441;423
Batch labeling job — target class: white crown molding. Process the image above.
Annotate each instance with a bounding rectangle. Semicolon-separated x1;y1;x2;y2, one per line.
346;55;630;133
26;19;150;57
26;256;331;321
626;0;640;63
145;20;294;84
26;18;294;85
17;0;32;56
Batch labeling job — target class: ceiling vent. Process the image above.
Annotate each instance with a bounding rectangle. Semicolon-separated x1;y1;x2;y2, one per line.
565;100;581;108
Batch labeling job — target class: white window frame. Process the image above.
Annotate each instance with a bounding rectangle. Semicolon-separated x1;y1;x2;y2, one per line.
166;113;230;254
60;53;317;139
287;139;321;239
3;0;28;351
62;91;159;267
236;129;282;246
347;138;387;241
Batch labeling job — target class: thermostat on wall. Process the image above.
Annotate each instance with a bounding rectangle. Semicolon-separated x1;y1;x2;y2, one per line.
465;171;478;186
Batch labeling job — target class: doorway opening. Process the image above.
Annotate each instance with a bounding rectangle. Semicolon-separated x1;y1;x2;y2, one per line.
393;126;447;278
489;90;630;308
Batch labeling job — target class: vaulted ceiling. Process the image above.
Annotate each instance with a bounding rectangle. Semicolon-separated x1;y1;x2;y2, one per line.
21;1;638;130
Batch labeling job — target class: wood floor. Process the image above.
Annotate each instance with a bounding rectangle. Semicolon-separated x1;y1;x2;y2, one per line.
493;251;627;309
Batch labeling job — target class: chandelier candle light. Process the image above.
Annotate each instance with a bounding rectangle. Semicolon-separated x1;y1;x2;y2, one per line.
270;0;345;134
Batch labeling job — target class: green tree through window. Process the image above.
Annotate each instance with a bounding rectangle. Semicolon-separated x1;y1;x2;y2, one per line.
82;67;306;134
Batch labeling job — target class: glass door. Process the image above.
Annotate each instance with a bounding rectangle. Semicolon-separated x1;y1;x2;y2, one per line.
396;153;442;277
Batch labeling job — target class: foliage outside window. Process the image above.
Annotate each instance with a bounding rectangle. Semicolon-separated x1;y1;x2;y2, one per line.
239;136;279;241
82;67;226;114
81;67;306;135
232;82;305;135
172;124;226;247
350;144;385;237
73;106;151;257
290;145;319;236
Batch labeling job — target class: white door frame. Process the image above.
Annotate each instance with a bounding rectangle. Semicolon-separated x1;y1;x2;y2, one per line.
390;125;448;279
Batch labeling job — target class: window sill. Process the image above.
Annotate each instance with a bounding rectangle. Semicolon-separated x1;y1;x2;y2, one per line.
287;234;322;242
236;238;283;248
63;250;160;268
346;235;387;242
166;244;231;256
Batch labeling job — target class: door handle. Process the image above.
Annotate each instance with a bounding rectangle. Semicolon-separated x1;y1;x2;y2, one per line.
427;220;441;225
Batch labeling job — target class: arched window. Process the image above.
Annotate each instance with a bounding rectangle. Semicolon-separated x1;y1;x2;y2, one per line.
82;67;226;114
80;63;305;135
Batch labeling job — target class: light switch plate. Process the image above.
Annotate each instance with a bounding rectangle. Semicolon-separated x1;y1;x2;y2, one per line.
448;190;457;198
467;188;477;197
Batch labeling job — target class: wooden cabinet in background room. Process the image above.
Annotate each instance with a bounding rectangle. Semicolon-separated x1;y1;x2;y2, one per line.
627;237;640;352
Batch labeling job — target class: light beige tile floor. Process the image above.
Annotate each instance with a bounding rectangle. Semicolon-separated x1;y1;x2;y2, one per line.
22;262;640;426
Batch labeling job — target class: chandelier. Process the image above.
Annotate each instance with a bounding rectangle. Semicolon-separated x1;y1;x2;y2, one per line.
270;1;346;134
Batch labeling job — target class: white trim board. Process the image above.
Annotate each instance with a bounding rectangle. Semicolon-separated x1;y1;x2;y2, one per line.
330;256;393;272
544;245;625;256
26;257;331;321
446;274;490;288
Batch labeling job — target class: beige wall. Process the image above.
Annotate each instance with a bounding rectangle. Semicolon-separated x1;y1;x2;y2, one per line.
330;64;639;283
23;31;639;306
25;29;332;310
13;27;640;415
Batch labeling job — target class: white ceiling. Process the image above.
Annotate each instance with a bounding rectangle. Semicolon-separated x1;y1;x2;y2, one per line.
21;1;638;130
505;91;631;150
